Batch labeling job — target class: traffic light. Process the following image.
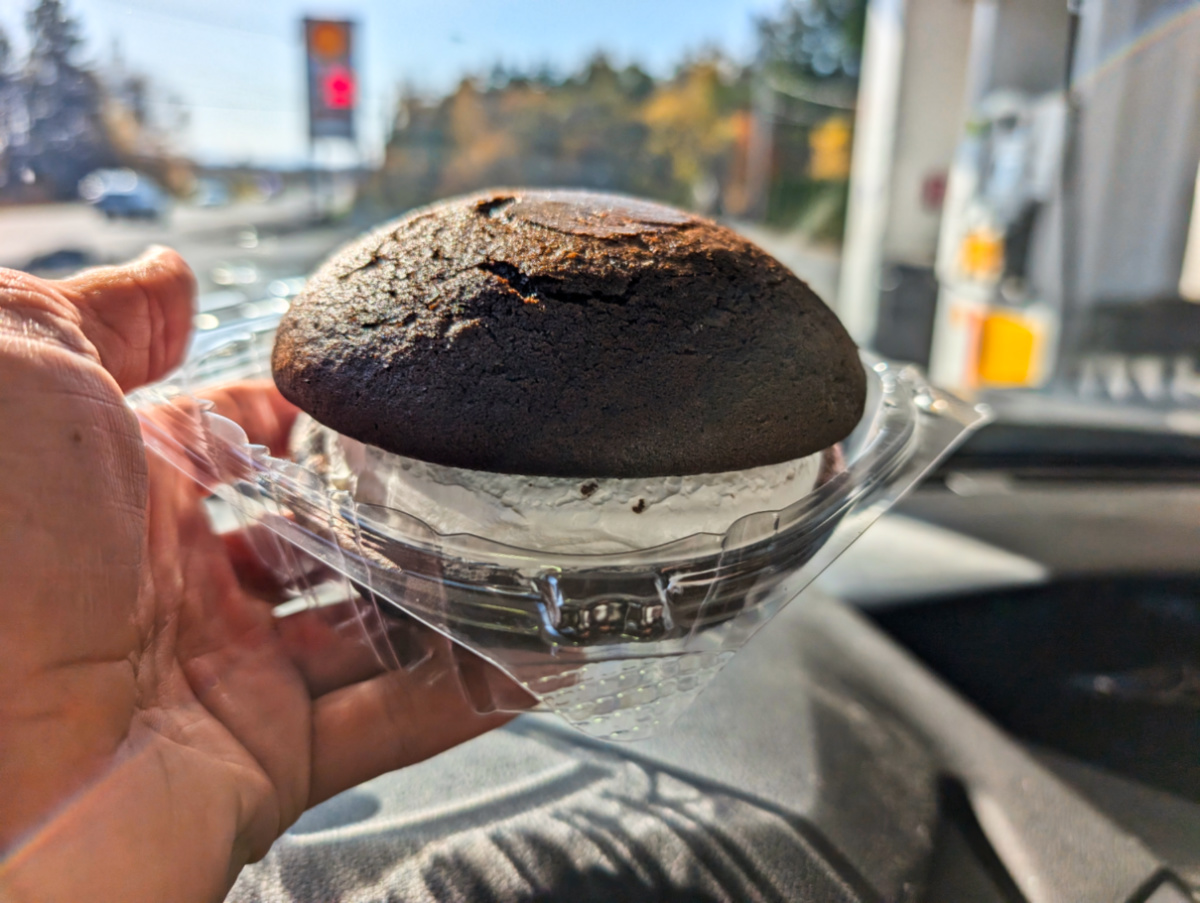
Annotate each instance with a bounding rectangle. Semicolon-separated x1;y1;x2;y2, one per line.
305;19;355;140
323;66;355;110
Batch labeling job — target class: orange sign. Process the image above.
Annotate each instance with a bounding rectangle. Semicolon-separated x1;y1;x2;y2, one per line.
977;312;1036;385
310;21;348;59
959;227;1004;282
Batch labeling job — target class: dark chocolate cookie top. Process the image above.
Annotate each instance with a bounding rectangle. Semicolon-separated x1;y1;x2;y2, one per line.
272;189;865;478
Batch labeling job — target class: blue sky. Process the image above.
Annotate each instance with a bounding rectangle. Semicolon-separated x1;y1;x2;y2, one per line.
0;0;781;165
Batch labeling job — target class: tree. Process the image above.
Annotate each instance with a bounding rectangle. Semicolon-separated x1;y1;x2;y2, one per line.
19;0;113;198
641;58;742;211
0;26;16;189
0;28;12;97
748;0;866;234
756;0;865;83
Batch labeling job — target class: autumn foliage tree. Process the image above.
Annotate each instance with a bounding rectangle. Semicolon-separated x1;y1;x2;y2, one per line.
369;0;866;240
371;54;750;218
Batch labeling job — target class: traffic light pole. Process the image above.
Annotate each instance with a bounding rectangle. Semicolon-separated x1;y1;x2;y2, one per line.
308;136;319;223
303;17;357;223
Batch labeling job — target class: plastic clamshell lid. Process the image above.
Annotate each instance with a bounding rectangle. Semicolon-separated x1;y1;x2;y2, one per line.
131;314;989;740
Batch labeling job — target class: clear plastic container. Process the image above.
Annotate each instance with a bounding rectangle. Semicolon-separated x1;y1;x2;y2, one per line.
131;314;990;740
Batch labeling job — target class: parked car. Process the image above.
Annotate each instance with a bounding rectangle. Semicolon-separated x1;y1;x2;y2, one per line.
193;177;231;208
79;169;169;221
22;248;97;278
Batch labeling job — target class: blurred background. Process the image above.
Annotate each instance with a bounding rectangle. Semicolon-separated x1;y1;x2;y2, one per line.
0;0;1198;433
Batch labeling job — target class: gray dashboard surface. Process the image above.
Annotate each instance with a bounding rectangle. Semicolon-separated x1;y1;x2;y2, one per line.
227;590;940;903
226;507;1194;903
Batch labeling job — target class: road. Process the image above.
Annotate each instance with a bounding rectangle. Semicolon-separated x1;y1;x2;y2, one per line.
0;192;362;297
0;199;846;313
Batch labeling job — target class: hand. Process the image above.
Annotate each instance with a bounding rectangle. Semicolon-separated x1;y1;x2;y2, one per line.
0;249;510;902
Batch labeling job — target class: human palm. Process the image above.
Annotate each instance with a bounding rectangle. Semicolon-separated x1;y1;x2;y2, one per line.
0;249;508;902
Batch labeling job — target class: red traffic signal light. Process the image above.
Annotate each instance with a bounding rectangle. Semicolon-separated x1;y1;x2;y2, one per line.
323;65;355;110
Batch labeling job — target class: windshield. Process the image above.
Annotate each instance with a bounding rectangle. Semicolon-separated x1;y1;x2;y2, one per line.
0;0;1196;451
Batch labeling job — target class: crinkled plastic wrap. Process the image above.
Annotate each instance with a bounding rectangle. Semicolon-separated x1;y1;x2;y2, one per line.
130;314;990;740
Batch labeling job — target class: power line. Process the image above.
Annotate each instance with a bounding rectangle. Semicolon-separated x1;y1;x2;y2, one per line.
92;0;290;42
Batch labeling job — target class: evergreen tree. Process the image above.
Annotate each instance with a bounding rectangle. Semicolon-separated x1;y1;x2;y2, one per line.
20;0;112;198
756;0;865;82
750;0;865;233
0;27;15;189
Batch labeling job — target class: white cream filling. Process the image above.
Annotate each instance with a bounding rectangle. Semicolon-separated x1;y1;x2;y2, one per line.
300;416;823;554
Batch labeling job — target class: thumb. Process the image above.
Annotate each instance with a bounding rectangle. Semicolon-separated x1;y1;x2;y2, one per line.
60;246;196;392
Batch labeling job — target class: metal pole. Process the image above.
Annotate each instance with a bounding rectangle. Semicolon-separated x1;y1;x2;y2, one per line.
1052;0;1085;388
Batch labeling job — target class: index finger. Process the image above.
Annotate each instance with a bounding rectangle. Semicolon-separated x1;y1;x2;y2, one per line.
199;380;300;458
308;645;515;808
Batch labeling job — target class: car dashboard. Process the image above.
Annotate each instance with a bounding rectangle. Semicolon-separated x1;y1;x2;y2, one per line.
223;425;1200;902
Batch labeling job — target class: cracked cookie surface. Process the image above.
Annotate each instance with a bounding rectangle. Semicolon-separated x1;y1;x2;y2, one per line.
272;188;865;477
